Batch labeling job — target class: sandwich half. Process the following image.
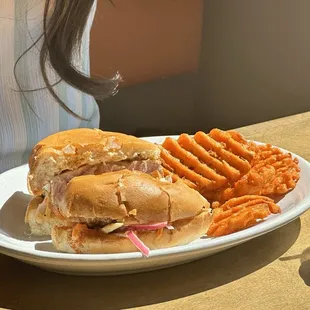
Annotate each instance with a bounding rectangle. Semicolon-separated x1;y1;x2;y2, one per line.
27;128;162;196
47;170;212;255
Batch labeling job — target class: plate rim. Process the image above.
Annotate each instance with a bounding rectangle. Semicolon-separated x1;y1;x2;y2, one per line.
0;136;309;263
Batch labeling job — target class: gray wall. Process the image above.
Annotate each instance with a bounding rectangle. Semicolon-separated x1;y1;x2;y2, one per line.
197;0;310;130
99;0;310;135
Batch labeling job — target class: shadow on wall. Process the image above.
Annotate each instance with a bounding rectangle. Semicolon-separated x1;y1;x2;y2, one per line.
196;0;310;130
97;73;203;137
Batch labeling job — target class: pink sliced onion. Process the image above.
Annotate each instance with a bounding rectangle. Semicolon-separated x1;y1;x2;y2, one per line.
125;221;168;231
126;230;150;257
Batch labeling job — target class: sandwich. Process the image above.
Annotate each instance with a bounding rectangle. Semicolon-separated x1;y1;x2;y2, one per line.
25;129;212;255
50;170;212;255
25;128;163;236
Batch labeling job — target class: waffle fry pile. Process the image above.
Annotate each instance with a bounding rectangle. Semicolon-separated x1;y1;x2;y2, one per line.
161;129;300;236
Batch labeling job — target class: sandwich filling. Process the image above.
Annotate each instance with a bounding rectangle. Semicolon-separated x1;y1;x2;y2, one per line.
57;159;162;179
65;221;176;257
46;159;162;198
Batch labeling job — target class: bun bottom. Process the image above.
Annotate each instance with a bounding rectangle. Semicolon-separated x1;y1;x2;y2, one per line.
51;212;212;254
25;196;65;236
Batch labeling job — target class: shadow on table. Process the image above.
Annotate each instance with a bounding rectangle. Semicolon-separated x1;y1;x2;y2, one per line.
280;246;310;286
0;208;301;310
299;247;310;286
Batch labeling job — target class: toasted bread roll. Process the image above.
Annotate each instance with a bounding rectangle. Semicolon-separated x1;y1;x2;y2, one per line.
53;170;210;225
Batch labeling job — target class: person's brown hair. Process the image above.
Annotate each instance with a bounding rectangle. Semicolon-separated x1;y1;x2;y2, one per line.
15;0;120;120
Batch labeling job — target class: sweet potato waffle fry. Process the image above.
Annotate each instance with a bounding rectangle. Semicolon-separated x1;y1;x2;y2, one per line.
207;195;281;237
249;143;300;195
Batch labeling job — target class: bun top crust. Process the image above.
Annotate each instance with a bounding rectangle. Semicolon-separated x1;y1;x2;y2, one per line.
28;128;160;195
54;170;210;225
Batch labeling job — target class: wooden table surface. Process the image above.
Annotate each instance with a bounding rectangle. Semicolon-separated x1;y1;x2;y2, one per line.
0;112;309;310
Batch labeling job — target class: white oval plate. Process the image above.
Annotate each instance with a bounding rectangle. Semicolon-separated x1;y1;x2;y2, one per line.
0;136;309;276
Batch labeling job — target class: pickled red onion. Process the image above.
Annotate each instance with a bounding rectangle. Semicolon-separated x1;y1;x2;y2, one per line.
125;222;168;231
126;231;150;257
